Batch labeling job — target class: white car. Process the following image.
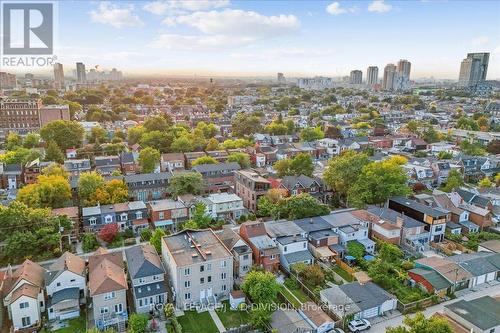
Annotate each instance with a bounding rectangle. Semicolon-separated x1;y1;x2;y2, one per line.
348;319;371;332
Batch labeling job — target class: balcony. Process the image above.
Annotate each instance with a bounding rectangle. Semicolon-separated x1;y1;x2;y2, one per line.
96;312;128;330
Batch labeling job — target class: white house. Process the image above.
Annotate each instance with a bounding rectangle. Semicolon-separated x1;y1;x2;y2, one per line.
201;193;245;221
45;252;87;321
2;260;46;331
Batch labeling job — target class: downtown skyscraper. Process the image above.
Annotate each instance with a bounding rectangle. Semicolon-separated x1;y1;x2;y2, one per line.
366;66;379;86
458;53;489;87
76;62;86;83
53;63;64;88
382;64;397;90
350;70;363;84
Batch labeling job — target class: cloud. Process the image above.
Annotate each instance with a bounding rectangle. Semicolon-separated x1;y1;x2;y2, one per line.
90;2;143;28
151;9;300;50
143;0;229;15
472;36;489;46
326;2;357;15
368;0;392;13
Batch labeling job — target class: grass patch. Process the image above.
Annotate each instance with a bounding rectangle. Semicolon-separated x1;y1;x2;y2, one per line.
43;309;86;333
332;265;355;282
289;287;310;303
215;301;250;329
177;310;219;333
280;287;302;308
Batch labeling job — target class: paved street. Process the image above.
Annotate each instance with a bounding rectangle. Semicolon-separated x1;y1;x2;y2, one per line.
369;282;500;333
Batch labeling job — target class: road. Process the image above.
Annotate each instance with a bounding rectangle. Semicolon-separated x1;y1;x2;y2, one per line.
369;282;500;332
0;239;147;272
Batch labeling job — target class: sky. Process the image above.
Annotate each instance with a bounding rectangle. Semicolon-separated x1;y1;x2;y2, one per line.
15;0;500;79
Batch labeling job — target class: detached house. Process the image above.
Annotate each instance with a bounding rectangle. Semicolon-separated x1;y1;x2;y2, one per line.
2;260;46;332
280;175;330;203
88;248;128;331
193;162;241;194
45;252;87;321
161;153;185;172
125;244;167;314
94;156;121;176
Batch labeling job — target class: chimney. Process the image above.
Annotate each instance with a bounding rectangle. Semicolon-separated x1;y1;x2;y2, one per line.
396;213;404;229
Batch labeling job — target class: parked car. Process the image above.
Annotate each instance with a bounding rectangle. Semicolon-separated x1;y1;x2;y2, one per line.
348;319;371;332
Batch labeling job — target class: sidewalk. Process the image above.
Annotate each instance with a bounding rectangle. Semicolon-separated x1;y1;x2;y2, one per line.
208;309;226;333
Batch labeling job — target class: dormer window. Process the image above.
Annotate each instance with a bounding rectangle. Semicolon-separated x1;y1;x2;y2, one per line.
136;211;143;219
105;215;112;224
89;217;97;226
121;213;128;221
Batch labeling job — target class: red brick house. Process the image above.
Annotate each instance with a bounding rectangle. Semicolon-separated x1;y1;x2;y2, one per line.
239;221;280;272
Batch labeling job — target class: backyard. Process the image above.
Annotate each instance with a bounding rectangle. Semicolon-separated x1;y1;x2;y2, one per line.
176;310;220;333
330;265;355;282
215;300;250;329
40;310;86;333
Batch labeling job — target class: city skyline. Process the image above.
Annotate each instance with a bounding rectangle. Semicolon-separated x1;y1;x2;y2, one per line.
4;0;500;79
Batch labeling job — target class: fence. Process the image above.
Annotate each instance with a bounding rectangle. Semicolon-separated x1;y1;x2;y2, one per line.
226;324;252;333
334;258;356;276
396;295;437;314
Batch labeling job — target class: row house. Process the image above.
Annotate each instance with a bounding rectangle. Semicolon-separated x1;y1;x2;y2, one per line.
350;210;401;245
458;156;499;181
388;196;448;243
239;221;280;272
161;229;234;310
293;216;340;261
45;252;86;321
64;159;91;189
252;145;278;166
2;260;46;332
234;169;271;212
201;193;245;221
193;162;241;194
215;226;253;278
291;142;328;160
82;201;148;233
368;206;431;253
148;199;189;232
94;156;121;176
119;152;137;175
404;162;435;188
88;248;128;331
264;220;314;271
206;150;229;163
316;138;341;157
24;159;52;184
124;244;167;314
161;153;185;172
120;172;172;201
0;163;23;189
184;152;207;169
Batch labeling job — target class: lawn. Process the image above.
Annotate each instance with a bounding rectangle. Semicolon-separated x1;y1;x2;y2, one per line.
215;301;250;329
42;310;86;333
332;265;355;282
177;310;219;333
280;286;302;308
289;286;310;303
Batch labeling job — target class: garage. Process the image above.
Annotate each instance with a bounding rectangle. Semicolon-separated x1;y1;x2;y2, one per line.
360;306;379;319
476;274;486;285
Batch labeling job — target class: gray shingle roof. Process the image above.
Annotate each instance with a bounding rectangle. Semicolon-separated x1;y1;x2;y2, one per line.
50;287;80;305
283;250;314;265
445;296;500;330
192;162;240;173
125;244;164;279
339;282;395;311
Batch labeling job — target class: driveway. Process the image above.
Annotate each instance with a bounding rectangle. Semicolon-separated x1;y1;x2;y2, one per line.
369;281;500;333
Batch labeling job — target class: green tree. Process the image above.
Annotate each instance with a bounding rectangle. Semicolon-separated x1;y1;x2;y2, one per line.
346;241;365;261
290;153;314;177
323;151;370;205
249;307;272;331
40;120;84;151
478;177;493;188
205;137;220;151
386;312;452;333
42;163;69;178
242;270;281;304
88;127;107;144
456;116;479;131
168;172;204;197
23;133;40;149
192;156;218;166
190;202;212;228
138;147;160;173
348;157;411;208
442;169;463;192
231;113;263;137
128;313;149;333
143;115;172;132
170;135;194;153
127;126;146;145
279;193;330;219
6;132;23;150
227;152;251;168
78;171;105;205
300;126;324;142
150;228;166;253
273;158;292;178
45;141;65;164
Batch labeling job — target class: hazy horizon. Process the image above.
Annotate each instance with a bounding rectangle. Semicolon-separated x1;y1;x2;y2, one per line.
4;0;500;80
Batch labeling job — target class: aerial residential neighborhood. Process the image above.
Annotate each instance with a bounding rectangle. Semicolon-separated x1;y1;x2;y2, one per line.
1;1;500;333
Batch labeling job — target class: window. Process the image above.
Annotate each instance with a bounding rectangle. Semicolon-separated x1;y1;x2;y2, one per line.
153;275;159;281
270;254;276;260
105;215;113;224
221;260;227;268
242;265;249;271
185;281;191;288
221;272;227;280
100;307;109;315
19;302;29;309
207;264;212;271
104;292;116;300
222;284;227;291
200;265;205;272
56;282;61;287
243;254;249;260
121;213;128;221
303;242;306;248
184;293;191;300
159;212;164;220
139;278;145;284
70;279;75;282
89;217;97;226
208;276;212;283
136;211;143;219
114;303;123;313
284;246;288;252
184;268;191;276
139;299;143;307
200;278;204;284
21;317;31;327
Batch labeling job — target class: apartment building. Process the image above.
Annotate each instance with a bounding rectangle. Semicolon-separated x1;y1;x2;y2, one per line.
161;229;234;310
234;169;271;212
192;162;241;194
